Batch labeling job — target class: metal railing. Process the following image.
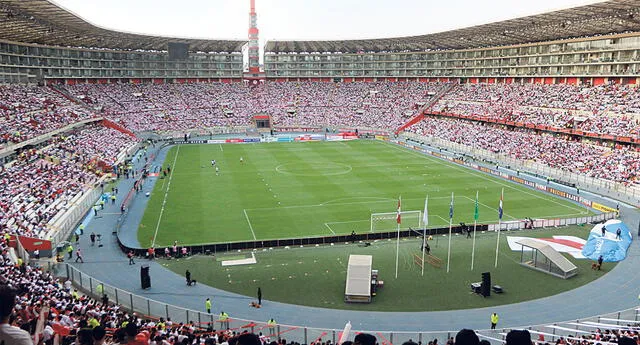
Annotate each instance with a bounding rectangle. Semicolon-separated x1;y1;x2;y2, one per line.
63;263;640;345
46;183;104;248
63;263;456;344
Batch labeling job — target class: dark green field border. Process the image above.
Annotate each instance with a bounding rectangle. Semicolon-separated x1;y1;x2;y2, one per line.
120;138;617;256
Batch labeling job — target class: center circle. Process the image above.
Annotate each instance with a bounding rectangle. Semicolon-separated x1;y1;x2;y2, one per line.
275;162;352;176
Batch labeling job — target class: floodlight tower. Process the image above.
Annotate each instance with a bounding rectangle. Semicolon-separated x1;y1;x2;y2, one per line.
247;0;260;74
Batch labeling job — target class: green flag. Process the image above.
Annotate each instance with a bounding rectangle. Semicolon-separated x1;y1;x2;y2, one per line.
473;191;479;221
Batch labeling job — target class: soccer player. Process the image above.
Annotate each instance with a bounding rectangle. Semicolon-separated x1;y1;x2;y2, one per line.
215;166;220;175
240;156;244;164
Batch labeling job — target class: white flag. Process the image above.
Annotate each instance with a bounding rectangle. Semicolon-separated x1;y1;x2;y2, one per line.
422;196;429;227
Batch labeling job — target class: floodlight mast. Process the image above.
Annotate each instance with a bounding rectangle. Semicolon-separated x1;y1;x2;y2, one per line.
248;0;260;74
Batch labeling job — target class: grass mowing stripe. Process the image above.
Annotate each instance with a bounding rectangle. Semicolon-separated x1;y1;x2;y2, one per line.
381;141;584;213
151;145;180;247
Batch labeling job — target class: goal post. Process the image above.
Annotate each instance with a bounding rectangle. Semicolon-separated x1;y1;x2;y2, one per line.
370;211;422;233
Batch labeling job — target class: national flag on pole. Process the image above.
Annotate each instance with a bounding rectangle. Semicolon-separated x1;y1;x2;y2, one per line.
396;196;402;224
473;192;479;221
449;193;454;220
422;196;429;227
498;189;504;220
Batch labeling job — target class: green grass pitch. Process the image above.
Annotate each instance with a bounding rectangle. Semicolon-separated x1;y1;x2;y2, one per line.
161;225;610;311
138;140;592;247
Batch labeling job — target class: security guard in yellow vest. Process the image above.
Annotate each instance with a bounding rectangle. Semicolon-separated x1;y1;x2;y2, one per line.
267;318;277;336
490;312;499;329
218;311;229;329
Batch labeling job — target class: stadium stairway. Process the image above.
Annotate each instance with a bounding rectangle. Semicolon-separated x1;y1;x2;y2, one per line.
102;119;136;138
48;84;85;106
395;82;456;134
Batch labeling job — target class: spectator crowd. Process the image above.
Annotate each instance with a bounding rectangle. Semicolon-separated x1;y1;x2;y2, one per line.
408;116;639;184
64;82;450;132
0;123;137;239
432;83;640;137
0;85;95;148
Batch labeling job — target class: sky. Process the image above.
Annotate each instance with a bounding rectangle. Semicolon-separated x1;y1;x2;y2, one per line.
53;0;603;42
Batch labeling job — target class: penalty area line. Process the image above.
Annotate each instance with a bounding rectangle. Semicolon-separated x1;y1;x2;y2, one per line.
324;223;336;235
243;209;257;240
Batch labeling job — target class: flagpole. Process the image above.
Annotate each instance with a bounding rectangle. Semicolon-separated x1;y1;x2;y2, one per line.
421;195;428;277
395;220;400;278
494;188;503;268
471;190;478;271
395;196;401;279
447;192;453;273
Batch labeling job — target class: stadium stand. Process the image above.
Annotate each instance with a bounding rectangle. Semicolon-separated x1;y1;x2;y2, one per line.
431;83;640;137
0;85;95;147
0;122;136;239
407;116;639;184
63;82;450;131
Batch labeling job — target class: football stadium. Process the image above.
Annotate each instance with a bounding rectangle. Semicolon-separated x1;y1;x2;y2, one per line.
0;0;639;344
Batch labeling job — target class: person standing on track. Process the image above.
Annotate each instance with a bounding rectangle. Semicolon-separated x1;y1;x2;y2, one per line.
205;298;212;313
490;312;499;330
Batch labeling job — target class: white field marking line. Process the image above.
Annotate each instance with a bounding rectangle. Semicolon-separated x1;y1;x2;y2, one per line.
243;209;257;240
434;215;449;224
325;219;370;225
538;211;591;218
320;196;395;206
461;195;518;221
151;145;180;247
324;223;336;235
220;144;223;152
382;142;585;212
244;196;452;212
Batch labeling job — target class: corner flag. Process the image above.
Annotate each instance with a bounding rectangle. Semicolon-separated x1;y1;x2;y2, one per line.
498;189;504;220
396;196;402;224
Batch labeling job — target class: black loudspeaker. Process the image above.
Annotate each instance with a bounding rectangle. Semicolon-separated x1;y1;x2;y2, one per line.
141;265;151;289
481;272;491;297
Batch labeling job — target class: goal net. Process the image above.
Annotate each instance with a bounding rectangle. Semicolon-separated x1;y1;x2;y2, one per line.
370;211;422;233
